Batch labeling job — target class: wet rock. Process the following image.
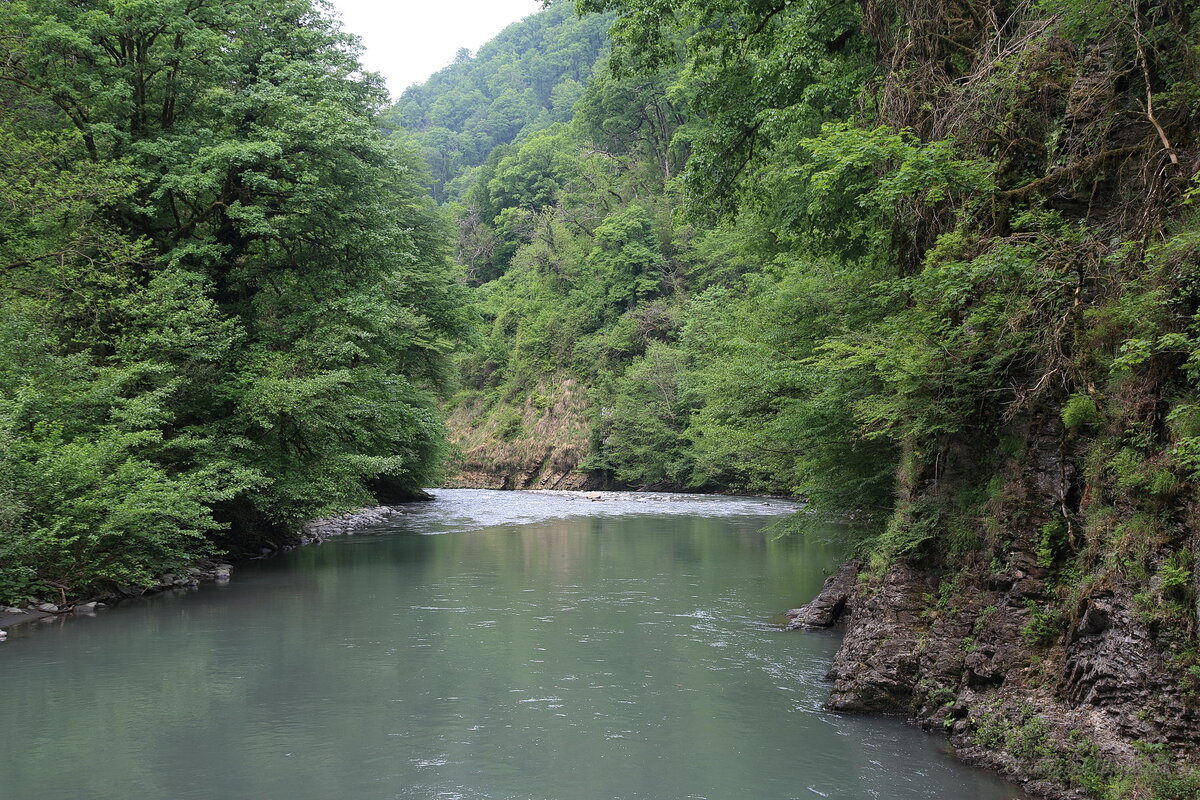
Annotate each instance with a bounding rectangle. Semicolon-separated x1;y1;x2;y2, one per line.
75;602;99;612
825;563;932;713
1010;577;1046;599
35;603;58;613
1;606;24;615
296;506;405;545
985;573;1015;591
963;649;1006;687
785;560;862;629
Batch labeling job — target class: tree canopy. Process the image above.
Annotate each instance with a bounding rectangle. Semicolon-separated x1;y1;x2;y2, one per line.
0;0;468;602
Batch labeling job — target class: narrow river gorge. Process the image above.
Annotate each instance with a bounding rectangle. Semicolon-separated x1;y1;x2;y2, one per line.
0;491;1026;800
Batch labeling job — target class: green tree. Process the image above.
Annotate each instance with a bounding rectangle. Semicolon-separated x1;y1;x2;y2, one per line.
0;0;467;602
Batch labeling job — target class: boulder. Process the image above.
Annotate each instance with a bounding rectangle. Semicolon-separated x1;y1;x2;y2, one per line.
785;559;862;629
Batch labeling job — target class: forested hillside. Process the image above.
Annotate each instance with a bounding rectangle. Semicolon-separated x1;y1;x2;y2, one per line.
434;0;1200;795
0;0;468;602
436;0;889;496
386;2;612;203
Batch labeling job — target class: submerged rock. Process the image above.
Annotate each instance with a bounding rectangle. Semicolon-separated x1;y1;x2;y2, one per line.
296;506;406;545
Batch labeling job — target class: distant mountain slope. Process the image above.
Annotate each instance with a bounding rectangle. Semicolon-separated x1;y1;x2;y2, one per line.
385;1;612;202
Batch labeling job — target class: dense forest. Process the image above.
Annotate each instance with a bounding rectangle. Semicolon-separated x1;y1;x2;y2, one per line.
0;0;469;601
431;1;1200;796
3;0;1200;796
386;2;612;203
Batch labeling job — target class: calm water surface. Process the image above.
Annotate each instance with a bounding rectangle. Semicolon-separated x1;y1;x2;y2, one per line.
0;490;1024;800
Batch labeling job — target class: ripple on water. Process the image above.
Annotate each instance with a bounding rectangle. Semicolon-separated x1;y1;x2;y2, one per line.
354;488;799;538
0;490;1030;800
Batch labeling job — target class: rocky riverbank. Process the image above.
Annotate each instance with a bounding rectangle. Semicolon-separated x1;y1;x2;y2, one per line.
0;505;412;639
787;559;1200;799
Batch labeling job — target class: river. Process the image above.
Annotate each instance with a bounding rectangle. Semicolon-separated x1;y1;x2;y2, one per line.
0;489;1024;799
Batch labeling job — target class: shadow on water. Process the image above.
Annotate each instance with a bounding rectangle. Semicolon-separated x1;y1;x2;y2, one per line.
0;490;1027;800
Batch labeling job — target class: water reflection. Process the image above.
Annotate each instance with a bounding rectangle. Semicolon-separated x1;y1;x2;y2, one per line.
0;490;1024;800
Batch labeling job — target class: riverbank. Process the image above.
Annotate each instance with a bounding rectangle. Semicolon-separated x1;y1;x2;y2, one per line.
787;560;1200;800
1;490;799;637
0;504;416;638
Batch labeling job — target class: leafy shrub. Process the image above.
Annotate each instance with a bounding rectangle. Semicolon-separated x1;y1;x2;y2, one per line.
1038;519;1067;568
1022;600;1063;645
1061;394;1101;429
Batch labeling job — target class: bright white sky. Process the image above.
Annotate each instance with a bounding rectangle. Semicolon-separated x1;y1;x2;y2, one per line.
328;0;544;99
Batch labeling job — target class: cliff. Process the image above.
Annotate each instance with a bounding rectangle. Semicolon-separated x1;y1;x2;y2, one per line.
442;377;601;490
790;415;1200;798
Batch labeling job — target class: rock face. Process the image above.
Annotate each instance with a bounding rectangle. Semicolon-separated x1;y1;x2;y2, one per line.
825;563;933;713
442;378;603;491
448;465;598;491
792;558;1200;796
787;416;1200;796
785;560;861;629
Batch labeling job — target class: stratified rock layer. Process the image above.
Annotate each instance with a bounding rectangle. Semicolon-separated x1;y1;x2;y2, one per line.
790;558;1200;799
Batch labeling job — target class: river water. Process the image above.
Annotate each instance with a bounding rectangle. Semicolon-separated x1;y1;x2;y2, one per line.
0;489;1024;800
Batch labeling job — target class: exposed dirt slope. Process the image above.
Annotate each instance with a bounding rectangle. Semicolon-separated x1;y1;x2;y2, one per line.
442;378;600;490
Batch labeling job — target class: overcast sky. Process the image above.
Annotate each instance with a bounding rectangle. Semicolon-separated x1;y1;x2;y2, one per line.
328;0;543;99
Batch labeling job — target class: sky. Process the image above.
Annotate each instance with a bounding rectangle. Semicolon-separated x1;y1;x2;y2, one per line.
328;0;544;99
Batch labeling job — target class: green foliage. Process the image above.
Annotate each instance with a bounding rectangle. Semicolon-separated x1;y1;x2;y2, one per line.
495;407;525;442
759;124;995;259
578;0;872;214
973;703;1200;800
1038;519;1067;568
1061;394;1101;430
1157;551;1193;605
875;500;941;562
586;205;666;309
1022;600;1063;646
387;1;613;202
0;0;465;602
599;343;696;487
